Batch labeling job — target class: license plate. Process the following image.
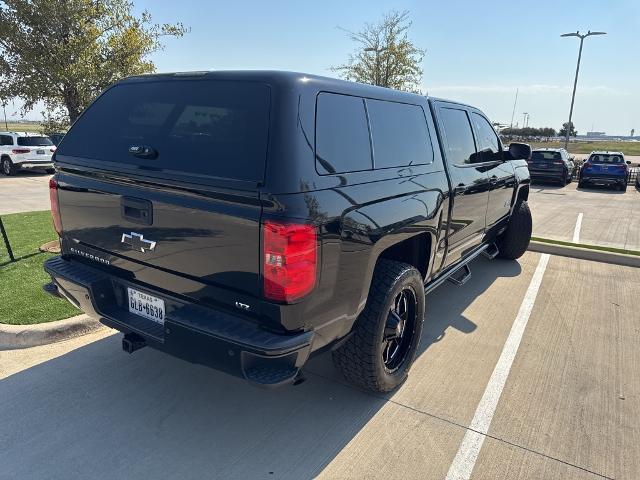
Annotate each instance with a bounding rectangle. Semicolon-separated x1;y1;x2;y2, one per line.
127;287;165;324
37;149;45;155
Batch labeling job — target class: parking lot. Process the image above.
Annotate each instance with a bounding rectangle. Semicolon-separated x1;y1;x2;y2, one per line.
1;252;639;479
530;181;640;250
0;172;52;215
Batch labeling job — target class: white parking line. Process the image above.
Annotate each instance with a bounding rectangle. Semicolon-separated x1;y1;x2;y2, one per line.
445;253;550;480
572;213;583;243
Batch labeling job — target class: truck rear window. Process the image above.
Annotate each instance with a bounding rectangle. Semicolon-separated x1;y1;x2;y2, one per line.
58;79;271;182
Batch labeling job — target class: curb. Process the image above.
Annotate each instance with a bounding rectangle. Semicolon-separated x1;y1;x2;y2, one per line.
0;314;103;350
528;241;640;268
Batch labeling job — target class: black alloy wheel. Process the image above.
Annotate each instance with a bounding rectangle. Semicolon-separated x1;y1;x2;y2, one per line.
382;287;418;373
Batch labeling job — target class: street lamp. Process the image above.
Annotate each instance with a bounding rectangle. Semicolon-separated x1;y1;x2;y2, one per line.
561;30;606;149
364;46;388;87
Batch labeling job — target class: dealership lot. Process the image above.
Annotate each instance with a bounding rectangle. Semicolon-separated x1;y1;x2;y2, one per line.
1;252;638;480
529;182;640;250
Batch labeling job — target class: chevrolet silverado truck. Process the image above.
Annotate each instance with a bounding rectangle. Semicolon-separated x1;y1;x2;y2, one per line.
44;71;532;392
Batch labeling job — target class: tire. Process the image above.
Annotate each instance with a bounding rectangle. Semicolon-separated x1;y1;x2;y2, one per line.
46;168;56;174
332;259;425;393
497;200;532;260
620;183;627;192
577;180;585;188
1;157;16;176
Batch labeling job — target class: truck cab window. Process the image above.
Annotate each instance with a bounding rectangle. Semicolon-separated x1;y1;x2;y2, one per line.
472;113;502;163
439;108;477;165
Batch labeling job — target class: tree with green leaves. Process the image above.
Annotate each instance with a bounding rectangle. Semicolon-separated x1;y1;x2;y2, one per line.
0;0;187;131
331;10;425;93
558;122;577;137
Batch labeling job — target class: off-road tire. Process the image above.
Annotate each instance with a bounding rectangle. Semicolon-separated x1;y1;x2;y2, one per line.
332;259;425;393
2;157;16;176
497;200;532;260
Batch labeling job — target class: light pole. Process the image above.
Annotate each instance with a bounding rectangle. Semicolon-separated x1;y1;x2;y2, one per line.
364;46;388;87
561;30;606;149
1;102;7;131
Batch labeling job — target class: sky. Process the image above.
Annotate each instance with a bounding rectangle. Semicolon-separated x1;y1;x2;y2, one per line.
7;0;640;135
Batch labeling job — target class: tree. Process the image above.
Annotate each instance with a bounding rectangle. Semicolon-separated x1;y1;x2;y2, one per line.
331;10;425;93
558;122;577;137
0;0;187;130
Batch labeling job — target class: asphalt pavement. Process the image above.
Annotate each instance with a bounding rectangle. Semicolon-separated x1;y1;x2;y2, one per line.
2;252;638;479
529;181;640;251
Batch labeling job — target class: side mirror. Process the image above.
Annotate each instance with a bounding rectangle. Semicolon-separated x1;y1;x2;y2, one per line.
508;142;532;161
626;160;631;165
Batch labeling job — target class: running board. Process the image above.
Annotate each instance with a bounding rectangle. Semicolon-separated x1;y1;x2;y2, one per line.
448;264;472;286
425;243;491;294
482;243;499;259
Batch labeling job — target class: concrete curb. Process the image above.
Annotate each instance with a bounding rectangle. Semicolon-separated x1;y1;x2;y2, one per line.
528;241;640;268
0;314;103;350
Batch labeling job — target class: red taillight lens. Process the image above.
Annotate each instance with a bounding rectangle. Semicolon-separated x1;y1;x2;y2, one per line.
263;221;317;303
49;178;63;236
12;148;30;154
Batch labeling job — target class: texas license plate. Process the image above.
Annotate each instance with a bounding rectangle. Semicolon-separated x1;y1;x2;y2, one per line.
127;287;165;324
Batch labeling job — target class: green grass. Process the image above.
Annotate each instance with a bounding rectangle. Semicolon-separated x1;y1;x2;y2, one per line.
2;121;43;133
531;236;640;257
526;140;640;157
0;211;80;325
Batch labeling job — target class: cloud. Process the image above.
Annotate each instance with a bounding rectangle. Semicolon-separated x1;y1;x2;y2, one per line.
425;84;628;96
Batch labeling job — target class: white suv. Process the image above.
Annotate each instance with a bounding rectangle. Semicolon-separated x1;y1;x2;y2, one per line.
0;132;56;175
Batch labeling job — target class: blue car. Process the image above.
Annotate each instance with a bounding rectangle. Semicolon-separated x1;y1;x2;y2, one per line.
578;151;630;192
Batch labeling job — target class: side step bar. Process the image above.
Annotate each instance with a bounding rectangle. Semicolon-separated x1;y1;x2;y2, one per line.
447;264;472;286
482;243;500;259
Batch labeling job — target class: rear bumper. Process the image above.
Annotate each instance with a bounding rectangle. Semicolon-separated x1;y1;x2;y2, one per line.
15;160;54;170
44;256;314;387
529;170;565;182
580;174;626;185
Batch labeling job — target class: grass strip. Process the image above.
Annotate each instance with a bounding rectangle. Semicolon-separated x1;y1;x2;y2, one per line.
531;236;640;257
0;211;80;325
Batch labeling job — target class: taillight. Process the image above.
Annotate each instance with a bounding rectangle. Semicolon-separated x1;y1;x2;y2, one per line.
12;148;30;154
49;178;63;236
50;147;56;152
553;161;563;165
263;221;317;303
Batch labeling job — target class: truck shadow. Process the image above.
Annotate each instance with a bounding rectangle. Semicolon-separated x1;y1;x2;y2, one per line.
0;256;520;480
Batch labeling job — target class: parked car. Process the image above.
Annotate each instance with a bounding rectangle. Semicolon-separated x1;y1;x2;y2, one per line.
43;71;532;393
0;132;56;175
528;148;574;185
578;151;630;191
48;133;66;146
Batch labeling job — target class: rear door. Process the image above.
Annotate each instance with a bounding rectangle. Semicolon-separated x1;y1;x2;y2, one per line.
433;102;490;267
55;77;271;300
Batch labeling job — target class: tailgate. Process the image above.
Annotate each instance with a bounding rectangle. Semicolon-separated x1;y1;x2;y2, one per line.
57;171;262;297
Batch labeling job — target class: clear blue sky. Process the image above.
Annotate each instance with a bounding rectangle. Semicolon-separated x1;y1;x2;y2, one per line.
11;0;640;135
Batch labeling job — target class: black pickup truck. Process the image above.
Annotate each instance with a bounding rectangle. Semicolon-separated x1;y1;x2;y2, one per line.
44;71;532;392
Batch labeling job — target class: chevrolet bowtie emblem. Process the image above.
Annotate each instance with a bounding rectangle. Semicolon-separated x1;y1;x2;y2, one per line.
121;232;157;253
